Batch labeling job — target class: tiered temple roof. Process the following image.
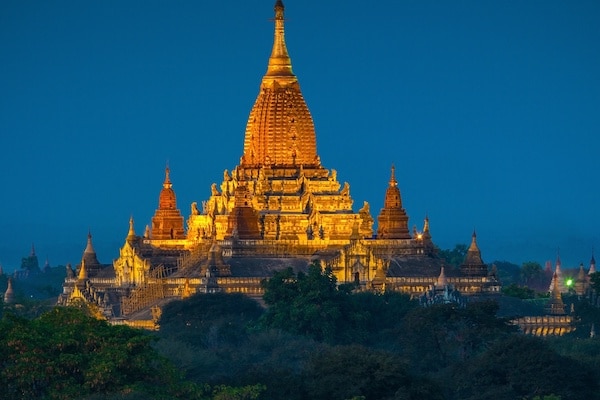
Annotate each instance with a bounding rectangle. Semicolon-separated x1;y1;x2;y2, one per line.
376;166;411;239
460;231;488;276
57;1;501;328
151;166;185;240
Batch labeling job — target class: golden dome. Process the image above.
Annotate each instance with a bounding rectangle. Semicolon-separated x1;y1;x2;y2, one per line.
241;0;318;167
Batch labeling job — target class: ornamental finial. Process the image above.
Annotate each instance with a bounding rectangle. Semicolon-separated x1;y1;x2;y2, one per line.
266;0;294;78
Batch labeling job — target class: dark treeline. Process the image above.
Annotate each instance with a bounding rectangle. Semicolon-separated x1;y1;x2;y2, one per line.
2;264;600;399
154;264;599;400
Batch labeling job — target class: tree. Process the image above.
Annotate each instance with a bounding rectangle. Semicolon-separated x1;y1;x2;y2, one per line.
589;272;600;293
490;260;520;285
520;261;544;288
261;263;356;343
450;335;597;400
502;283;535;299
398;301;516;374
211;384;265;400
261;263;422;345
302;345;443;400
437;244;468;268
158;292;264;347
0;307;205;399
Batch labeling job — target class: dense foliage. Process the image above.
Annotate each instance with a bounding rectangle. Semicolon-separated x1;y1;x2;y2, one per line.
451;335;597;400
151;264;600;399
4;262;600;399
502;282;537;299
260;264;417;345
436;244;468;268
0;306;262;400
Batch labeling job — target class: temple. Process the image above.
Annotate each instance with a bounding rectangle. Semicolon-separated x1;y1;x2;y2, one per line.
58;1;500;327
513;272;575;336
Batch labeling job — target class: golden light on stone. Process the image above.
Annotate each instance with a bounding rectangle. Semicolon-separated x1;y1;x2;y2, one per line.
58;1;508;330
186;0;369;247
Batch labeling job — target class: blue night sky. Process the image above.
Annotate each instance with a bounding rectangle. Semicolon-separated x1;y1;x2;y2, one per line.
1;1;598;272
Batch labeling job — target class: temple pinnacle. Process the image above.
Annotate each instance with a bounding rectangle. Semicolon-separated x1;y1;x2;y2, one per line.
163;165;172;189
127;216;136;241
469;230;478;251
389;165;397;187
265;0;294;78
84;230;95;254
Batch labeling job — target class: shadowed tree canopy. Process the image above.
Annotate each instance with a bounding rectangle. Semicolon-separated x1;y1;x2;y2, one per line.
0;306;267;400
437;244;468;268
451;335;598;400
502;283;536;299
302;345;443;400
261;263;355;343
0;307;206;399
398;301;516;374
158;292;264;347
260;263;417;344
589;272;600;293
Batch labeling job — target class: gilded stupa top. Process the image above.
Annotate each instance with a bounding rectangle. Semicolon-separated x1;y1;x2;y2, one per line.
383;165;403;209
158;166;177;210
241;0;319;167
265;0;294;82
465;230;484;265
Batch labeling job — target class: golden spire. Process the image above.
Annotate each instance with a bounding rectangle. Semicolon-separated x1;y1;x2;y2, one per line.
468;230;479;252
78;259;88;280
389;164;397;187
127;216;136;241
382;164;403;209
163;164;172;189
461;230;486;276
157;164;177;210
377;164;410;239
265;0;294;79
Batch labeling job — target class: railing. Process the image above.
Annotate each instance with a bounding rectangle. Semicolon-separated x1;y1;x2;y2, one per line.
121;264;169;316
177;243;210;272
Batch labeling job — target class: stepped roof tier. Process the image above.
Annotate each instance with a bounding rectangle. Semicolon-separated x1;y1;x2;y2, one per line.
460;231;489;276
377;166;411;239
82;231;100;267
151;166;185;240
